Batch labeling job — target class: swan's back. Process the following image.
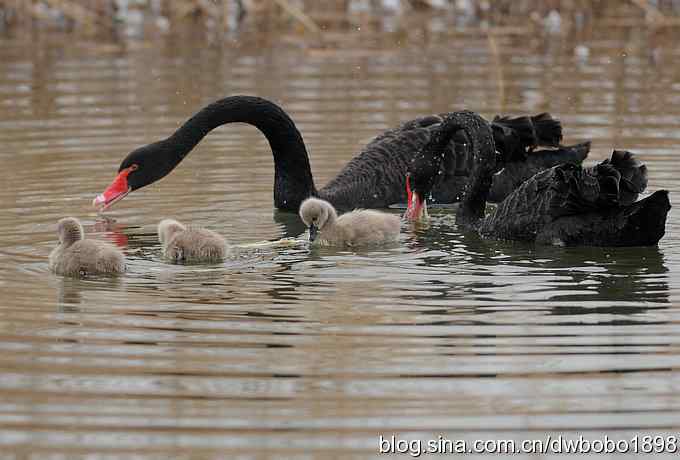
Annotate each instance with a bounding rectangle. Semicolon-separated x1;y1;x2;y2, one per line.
535;190;670;246
49;239;125;277
479;150;669;245
334;209;401;246
321;116;439;211
319;110;565;210
161;226;229;263
488;142;591;203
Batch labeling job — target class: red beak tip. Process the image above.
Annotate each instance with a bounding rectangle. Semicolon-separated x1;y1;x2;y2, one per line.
94;167;134;211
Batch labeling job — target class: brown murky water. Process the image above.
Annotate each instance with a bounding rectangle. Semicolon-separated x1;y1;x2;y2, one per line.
1;18;680;460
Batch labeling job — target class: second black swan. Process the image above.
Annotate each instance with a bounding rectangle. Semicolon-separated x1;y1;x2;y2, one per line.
93;95;570;213
405;111;670;247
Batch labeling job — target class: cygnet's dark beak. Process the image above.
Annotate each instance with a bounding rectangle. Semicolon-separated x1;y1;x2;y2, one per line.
309;224;318;242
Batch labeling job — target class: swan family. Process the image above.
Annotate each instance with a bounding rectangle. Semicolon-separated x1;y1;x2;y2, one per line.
50;96;671;277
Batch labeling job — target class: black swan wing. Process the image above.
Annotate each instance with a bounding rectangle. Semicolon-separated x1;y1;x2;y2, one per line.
428;112;566;205
488;141;591;203
479;150;652;242
319;116;442;211
318;112;565;211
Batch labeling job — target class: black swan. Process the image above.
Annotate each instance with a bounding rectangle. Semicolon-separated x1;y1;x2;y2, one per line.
405;111;670;246
93;95;567;213
298;197;400;246
487;141;591;203
157;219;230;263
49;217;126;277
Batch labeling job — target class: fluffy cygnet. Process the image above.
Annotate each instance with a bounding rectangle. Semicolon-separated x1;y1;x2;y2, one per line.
49;217;125;277
299;197;400;247
158;219;229;263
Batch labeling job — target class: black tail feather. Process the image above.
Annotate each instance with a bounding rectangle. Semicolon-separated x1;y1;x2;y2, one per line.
609;149;648;194
493;115;535;151
492;112;563;162
531;113;563;147
493;112;562;148
593;150;648;206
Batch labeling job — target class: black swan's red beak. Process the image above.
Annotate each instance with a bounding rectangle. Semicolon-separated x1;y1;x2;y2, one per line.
93;165;136;211
404;174;428;222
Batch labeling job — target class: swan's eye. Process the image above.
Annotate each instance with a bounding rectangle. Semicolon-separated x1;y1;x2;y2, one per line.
129;164;139;171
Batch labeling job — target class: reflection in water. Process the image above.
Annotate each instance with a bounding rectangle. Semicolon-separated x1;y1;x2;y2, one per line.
542;247;669;306
93;215;130;248
273;208;308;238
56;278;83;308
57;276;124;311
0;13;680;459
416;215;670;307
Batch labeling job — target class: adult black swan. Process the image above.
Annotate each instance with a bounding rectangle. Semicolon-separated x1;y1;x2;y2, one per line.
93;95;569;213
405;111;670;246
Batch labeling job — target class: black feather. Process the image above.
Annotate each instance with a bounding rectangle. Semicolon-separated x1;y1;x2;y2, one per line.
531;112;563;147
479;150;668;246
488;141;591;203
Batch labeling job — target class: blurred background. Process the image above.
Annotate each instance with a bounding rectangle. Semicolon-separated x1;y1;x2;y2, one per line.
2;0;680;44
2;1;680;459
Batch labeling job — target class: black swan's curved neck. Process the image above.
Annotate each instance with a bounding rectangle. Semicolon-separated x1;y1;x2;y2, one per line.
407;110;495;225
424;111;495;228
165;95;316;211
458;166;496;229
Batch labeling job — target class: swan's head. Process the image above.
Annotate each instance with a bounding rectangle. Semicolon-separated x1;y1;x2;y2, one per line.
94;141;176;211
56;217;84;245
404;173;427;222
157;219;186;246
404;145;444;222
404;114;470;222
299;198;337;242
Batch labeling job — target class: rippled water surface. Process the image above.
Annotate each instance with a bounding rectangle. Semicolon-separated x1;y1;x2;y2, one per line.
2;20;680;459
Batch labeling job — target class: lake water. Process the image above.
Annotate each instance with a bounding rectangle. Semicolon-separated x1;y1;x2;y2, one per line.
1;15;680;460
